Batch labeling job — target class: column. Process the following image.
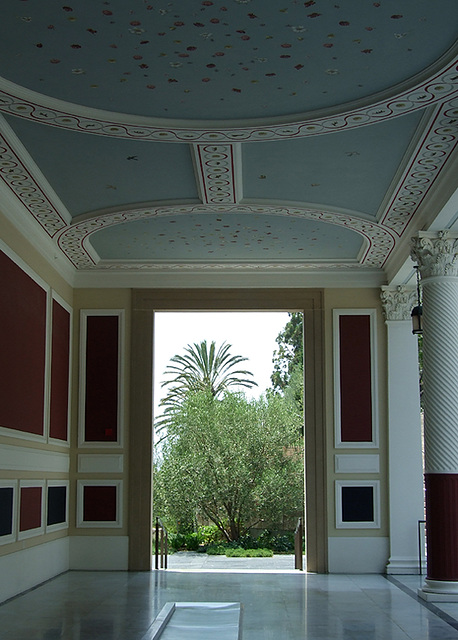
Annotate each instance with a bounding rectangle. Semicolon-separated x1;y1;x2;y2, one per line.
411;230;458;600
380;286;424;574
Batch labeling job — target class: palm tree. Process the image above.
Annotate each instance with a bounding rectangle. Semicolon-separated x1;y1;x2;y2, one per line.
155;340;257;436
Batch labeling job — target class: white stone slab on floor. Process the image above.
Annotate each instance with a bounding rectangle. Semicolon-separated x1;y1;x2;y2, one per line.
150;602;242;640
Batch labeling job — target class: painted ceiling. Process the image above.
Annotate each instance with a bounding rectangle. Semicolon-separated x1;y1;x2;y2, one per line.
0;0;457;286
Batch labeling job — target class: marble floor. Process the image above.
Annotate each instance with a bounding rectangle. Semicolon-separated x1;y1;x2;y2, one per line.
2;571;458;640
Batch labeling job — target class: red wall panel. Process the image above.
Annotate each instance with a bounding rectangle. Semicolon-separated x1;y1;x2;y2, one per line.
84;315;119;442
339;314;373;442
20;486;42;532
83;485;117;522
49;300;70;441
0;250;47;435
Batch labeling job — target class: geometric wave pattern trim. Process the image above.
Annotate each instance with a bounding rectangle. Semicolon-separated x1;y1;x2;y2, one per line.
58;203;395;269
0;55;456;142
381;99;458;238
0;131;67;237
422;279;458;473
193;144;239;204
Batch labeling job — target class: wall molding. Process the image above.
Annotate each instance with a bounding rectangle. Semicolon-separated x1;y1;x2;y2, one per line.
334;454;380;474
0;444;69;473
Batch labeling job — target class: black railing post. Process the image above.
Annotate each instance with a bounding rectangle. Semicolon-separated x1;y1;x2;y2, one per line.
295;517;304;571
155;517;168;570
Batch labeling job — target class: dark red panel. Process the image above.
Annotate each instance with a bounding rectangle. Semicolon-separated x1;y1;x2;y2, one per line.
49;300;70;441
83;485;117;522
339;315;372;442
425;473;458;581
20;486;42;532
0;250;47;435
84;315;119;442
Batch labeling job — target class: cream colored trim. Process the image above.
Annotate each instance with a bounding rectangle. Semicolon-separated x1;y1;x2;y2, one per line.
78;454;124;474
129;288;327;573
334;454;380;474
76;479;123;529
333;309;379;449
335;480;381;529
0;444;69;473
78;309;125;449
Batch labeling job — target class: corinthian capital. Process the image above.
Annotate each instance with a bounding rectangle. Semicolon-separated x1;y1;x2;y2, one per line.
380;286;417;321
411;231;458;278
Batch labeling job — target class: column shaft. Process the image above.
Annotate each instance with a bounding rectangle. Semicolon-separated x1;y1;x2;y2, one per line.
411;231;458;592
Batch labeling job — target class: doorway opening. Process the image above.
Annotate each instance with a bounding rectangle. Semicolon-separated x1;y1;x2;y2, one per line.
152;311;305;571
128;288;326;573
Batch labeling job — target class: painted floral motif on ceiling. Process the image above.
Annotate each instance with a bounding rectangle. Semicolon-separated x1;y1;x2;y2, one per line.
2;0;456;120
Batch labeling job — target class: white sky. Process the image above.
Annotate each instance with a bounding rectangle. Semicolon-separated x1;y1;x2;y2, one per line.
153;311;290;416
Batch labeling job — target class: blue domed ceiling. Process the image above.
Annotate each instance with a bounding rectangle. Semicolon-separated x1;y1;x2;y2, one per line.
0;0;456;284
0;1;456;120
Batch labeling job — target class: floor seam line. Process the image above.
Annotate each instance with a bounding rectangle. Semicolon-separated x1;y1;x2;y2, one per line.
384;575;458;632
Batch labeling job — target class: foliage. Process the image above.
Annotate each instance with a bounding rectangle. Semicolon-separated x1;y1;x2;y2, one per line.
271;313;304;393
168;532;200;552
154;389;304;542
198;524;223;546
417;334;423;409
256;530;294;553
156;340;258;438
225;548;273;558
205;544;273;558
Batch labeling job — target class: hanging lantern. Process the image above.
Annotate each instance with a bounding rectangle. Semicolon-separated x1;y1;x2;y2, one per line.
411;266;423;335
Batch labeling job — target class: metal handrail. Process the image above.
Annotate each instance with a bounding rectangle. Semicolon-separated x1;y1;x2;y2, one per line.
294;517;304;571
155;517;168;570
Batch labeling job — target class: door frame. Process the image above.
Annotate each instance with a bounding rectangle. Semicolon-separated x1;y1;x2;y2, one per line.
128;288;327;572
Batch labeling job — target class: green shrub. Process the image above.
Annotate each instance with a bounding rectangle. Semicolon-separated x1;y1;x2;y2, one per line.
206;544;227;555
198;525;223;545
237;534;258;550
168;531;200;552
225;548;273;558
184;532;200;551
255;530;294;553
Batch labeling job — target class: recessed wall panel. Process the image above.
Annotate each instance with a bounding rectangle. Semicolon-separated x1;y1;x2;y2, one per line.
84;314;119;443
49;299;71;441
0;487;14;537
19;485;42;532
339;314;372;442
0;249;47;436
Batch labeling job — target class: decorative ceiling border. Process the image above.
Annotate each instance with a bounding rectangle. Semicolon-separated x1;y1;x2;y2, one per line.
193;144;240;204
91;261;375;273
56;203;395;270
0;55;456;142
0;129;67;237
380;98;458;237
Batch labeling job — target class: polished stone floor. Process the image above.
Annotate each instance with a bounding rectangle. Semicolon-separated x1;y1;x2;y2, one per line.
2;570;458;639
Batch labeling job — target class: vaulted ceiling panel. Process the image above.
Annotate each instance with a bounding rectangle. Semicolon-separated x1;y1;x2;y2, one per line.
89;212;364;262
3;114;199;217
242;111;424;217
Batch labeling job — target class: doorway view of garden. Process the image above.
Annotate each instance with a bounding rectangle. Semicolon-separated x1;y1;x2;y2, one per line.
152;311;306;571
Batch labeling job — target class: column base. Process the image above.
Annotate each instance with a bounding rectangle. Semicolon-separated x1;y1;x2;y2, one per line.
386;557;424;575
418;579;458;602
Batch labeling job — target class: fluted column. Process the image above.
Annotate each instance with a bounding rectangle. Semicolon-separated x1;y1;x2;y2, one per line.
411;230;458;599
380;286;424;574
